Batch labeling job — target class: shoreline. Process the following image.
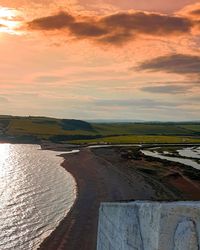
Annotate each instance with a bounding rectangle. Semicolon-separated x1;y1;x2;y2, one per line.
38;148;157;250
38;146;200;250
0;142;199;249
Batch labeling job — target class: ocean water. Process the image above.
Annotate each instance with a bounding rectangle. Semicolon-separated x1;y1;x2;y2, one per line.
0;144;76;250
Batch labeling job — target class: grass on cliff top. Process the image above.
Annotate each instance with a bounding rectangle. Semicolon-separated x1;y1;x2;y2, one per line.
5;117;94;139
92;123;200;136
69;135;200;145
1;116;200;142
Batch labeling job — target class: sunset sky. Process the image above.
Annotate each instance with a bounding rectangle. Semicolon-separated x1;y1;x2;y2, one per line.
0;0;200;121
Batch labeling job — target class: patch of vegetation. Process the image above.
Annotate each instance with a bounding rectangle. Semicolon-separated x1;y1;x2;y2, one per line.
61;119;93;131
92;123;200;136
50;134;102;143
179;124;200;133
69;135;200;144
3;116;95;139
1;116;200;144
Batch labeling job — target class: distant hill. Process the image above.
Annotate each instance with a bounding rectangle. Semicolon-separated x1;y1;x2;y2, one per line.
0;116;95;142
86;119;145;123
0;115;200;144
87;119;200;124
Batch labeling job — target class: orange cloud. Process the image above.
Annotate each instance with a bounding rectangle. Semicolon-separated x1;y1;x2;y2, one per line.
27;10;193;46
138;54;200;77
178;3;200;32
190;8;200;16
178;2;200;18
28;11;75;30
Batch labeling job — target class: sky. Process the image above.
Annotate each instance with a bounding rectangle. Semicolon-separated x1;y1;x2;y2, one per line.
0;0;200;121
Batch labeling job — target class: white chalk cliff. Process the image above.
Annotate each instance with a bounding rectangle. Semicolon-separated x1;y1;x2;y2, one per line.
97;201;200;250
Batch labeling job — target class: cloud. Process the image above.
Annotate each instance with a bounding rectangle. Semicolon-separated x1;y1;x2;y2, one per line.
0;96;9;103
138;54;200;76
176;3;200;34
101;12;192;35
98;30;134;45
178;3;200;20
29;11;75;30
68;21;108;37
27;10;193;45
35;75;66;83
141;84;191;94
190;9;200;16
94;98;178;108
188;96;200;102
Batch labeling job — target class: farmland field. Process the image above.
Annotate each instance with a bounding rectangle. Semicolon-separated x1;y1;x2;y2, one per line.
68;135;200;145
92;123;200;136
179;125;200;132
0;116;200;144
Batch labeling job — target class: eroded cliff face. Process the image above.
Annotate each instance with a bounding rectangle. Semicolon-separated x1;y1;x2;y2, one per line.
97;201;200;250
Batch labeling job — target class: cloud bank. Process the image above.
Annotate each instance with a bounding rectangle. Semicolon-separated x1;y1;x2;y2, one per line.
138;54;200;76
28;10;193;45
141;84;192;94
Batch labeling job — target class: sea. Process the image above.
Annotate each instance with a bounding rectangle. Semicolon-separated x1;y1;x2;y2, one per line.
0;143;76;250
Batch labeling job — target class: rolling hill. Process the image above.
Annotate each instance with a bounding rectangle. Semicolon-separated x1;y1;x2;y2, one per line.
0;116;200;144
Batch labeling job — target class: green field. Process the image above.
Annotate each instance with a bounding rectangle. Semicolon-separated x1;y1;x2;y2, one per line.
179;125;200;132
0;116;200;144
6;118;94;138
68;135;200;144
0;116;95;140
92;123;199;136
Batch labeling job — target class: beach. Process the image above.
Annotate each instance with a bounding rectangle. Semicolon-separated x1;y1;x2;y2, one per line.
39;146;200;250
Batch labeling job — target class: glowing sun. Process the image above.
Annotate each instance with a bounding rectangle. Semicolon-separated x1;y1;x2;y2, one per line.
0;7;23;35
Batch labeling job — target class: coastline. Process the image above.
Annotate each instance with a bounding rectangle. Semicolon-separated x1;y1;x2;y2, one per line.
38;148;156;250
0;141;199;249
38;146;200;250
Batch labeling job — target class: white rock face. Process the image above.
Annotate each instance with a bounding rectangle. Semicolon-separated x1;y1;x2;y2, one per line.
174;219;198;250
97;201;200;250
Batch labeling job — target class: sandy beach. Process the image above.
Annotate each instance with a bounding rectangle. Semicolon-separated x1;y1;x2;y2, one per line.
39;147;200;250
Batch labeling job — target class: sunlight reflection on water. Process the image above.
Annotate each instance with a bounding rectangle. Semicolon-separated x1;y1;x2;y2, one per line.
0;144;76;250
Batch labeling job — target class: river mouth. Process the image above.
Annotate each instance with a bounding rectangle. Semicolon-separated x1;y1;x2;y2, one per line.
141;146;200;170
0;144;76;250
